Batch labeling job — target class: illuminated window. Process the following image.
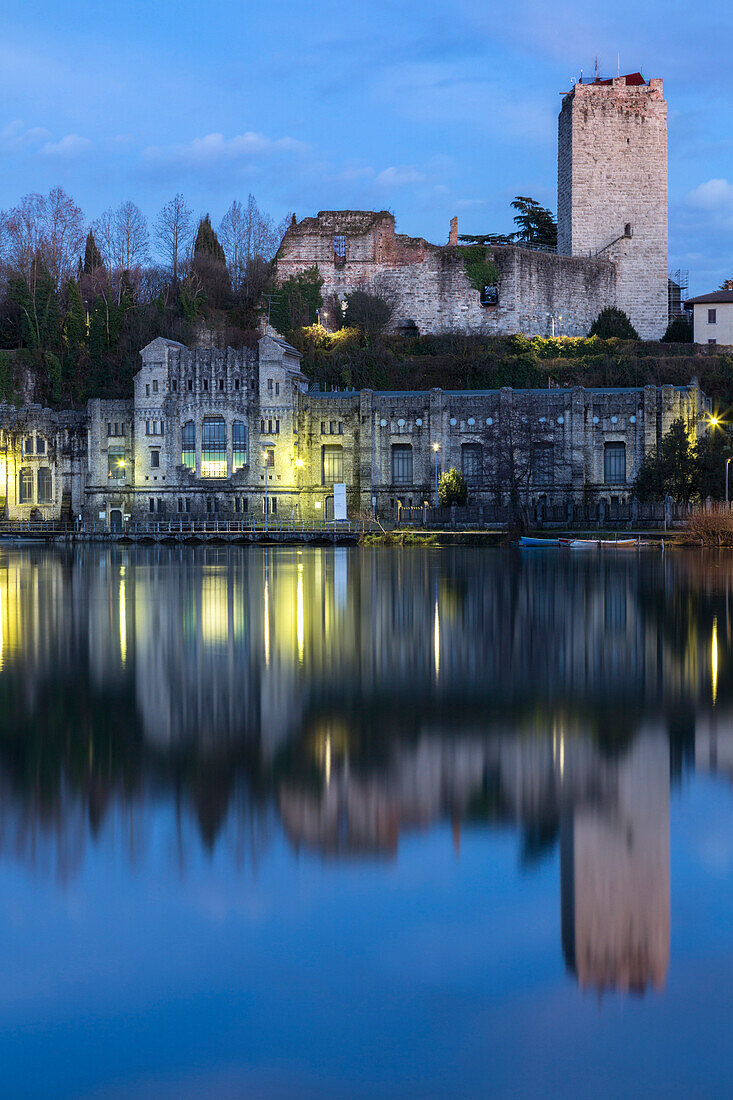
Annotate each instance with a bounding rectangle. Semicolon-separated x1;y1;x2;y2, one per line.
108;446;125;479
201;416;227;478
322;445;343;484
265;447;275;468
18;468;33;503
461;443;483;484
182;421;195;470
532;443;554;486
233;420;247;470
391;444;412;484
604;442;626;484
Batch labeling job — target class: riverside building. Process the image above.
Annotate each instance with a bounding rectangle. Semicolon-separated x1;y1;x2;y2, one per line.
0;335;709;524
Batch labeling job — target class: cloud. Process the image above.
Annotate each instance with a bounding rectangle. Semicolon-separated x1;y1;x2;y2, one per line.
686;178;733;211
0;119;51;151
39;133;93;157
143;131;308;172
375;165;427;187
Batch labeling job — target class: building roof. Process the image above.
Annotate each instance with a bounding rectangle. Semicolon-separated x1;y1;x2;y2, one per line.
685;290;733;306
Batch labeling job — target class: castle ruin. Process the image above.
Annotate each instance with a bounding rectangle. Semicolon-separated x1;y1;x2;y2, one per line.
275;73;668;341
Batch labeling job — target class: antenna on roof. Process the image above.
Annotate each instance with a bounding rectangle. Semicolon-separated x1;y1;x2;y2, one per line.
594;55;598;81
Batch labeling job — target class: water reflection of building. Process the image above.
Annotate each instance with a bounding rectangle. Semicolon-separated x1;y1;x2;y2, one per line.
561;730;670;994
0;544;731;995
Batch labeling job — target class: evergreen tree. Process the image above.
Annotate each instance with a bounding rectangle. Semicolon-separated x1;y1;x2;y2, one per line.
194;214;226;264
9;256;62;351
83;230;103;274
64;279;87;347
589;307;639;340
269;268;323;334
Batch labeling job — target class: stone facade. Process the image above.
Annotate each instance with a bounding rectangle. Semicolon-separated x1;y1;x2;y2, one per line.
276;211;615;338
0;337;708;524
557;76;668;339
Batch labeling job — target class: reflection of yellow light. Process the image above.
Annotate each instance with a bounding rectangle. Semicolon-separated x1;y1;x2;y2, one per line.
434;599;440;680
297;564;304;663
264;577;270;667
712;616;719;705
201;572;228;645
325;735;331;785
119;577;126;667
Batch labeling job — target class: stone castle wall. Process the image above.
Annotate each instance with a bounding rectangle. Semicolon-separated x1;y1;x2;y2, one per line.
557;77;668;340
276;212;615;338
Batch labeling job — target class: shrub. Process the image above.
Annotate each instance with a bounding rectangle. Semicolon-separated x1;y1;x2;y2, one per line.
438;467;468;506
661;317;694;343
589;307;639;340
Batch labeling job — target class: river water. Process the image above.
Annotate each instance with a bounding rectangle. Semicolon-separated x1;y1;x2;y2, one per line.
1;544;732;1097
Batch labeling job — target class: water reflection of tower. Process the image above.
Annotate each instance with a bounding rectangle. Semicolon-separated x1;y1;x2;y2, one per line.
561;730;670;993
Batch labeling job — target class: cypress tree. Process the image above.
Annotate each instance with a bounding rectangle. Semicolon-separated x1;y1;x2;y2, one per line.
83;230;103;274
194;214;226;264
64;279;87;347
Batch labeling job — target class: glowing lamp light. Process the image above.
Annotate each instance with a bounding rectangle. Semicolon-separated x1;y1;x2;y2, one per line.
432;442;440;453
709;415;721;428
117;459;126;468
295;458;304;468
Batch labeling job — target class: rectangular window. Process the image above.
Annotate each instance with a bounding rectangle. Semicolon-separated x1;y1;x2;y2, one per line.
150;450;160;468
604;442;626;484
108;446;125;479
188;379;193;392
322;445;344;485
157;498;164;514
172;379;177;392
233;420;247;470
122;423;126;436
107;422;112;437
219;379;224;391
182;421;195;470
260;419;265;433
338;422;343;435
268;419;273;434
708;308;717;324
321;422;326;435
275;420;280;435
146;384;150;396
242;497;248;513
234;378;239;390
185;498;191;513
271;496;277;514
203;378;208;391
709;339;717;346
201;416;227;478
267;378;273;394
235;496;240;513
275;382;280;396
461;443;483;484
145;420;150;435
149;497;155;513
153;379;158;393
330;421;336;434
18;468;33;504
178;497;183;513
265;448;275;468
532;443;554;486
391;444;413;485
36;437;45;455
24;437;33;454
37;467;52;503
334;235;346;265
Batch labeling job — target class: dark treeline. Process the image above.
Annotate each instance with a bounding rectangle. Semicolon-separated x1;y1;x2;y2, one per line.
0;187;289;406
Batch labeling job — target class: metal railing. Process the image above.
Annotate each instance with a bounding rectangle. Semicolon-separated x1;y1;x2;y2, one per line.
0;518;376;537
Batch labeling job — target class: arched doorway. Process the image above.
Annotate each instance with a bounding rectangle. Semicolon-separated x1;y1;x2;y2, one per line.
109;509;123;530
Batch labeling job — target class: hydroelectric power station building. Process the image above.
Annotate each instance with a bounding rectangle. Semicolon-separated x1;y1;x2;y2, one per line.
0;335;708;525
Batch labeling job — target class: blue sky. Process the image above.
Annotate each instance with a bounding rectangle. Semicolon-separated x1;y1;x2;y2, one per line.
2;0;731;293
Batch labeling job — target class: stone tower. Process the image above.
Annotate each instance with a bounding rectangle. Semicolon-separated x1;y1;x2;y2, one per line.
557;75;668;340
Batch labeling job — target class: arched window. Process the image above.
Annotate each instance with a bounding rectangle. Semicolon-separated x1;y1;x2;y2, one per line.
201;416;227;478
18;468;33;504
233;420;247;471
181;421;195;470
37;467;52;503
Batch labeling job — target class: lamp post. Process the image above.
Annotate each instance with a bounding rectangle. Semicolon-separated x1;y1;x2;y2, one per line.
263;449;269;532
432;442;440;507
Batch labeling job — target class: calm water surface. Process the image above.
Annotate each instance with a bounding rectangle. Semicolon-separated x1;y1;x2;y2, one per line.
1;544;733;1098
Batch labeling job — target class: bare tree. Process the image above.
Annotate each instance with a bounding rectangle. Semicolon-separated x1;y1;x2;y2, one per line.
1;188;84;288
94;200;149;272
219;194;288;295
155;193;193;284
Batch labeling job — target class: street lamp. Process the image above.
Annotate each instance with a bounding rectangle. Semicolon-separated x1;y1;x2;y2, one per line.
262;449;270;532
432;442;440;507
